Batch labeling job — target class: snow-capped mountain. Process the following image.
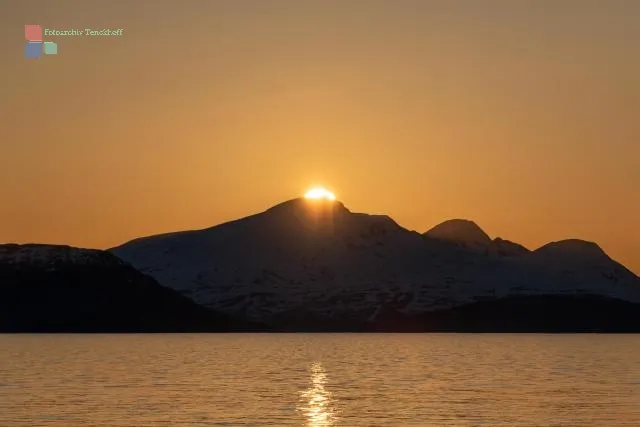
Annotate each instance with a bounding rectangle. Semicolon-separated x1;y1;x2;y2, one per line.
0;244;263;332
110;198;640;329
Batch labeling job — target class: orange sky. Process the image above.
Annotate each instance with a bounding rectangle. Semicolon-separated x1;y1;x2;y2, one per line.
1;1;639;274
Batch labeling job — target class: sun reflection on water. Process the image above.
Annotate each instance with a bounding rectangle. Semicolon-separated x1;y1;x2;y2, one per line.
298;361;339;426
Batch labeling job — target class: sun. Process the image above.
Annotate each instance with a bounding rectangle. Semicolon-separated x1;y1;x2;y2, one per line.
304;187;336;201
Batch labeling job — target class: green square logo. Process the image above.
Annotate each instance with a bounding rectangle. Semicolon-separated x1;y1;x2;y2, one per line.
43;42;57;55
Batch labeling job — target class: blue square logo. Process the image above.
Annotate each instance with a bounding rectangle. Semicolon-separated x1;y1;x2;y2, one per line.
25;41;42;58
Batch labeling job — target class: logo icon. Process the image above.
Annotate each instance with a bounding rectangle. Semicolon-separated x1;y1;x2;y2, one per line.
25;25;57;58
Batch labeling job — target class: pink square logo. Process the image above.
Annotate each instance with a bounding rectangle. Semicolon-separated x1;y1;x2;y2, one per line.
25;25;42;41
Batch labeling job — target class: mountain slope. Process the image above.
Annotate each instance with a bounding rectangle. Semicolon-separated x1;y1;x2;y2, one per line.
111;198;640;330
0;244;265;332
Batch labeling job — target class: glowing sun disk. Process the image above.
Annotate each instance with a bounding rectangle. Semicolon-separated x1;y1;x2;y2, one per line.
304;187;336;201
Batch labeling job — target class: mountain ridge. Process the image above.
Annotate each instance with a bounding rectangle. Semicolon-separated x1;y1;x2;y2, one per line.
110;198;640;329
111;199;633;271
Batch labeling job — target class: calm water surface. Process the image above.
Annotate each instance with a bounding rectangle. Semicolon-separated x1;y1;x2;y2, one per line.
1;334;640;426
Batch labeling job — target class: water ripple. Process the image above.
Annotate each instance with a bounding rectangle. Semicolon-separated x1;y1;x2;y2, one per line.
1;334;640;426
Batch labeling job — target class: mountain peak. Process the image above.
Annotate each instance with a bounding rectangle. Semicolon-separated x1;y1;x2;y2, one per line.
265;197;348;214
261;197;351;225
424;219;492;247
534;239;607;260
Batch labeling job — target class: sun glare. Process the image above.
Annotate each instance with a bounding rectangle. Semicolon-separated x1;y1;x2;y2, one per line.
304;187;336;201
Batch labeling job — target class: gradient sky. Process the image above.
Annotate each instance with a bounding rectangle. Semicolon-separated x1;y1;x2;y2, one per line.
1;0;639;273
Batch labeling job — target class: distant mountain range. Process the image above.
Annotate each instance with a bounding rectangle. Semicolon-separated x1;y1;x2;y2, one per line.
3;198;639;332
